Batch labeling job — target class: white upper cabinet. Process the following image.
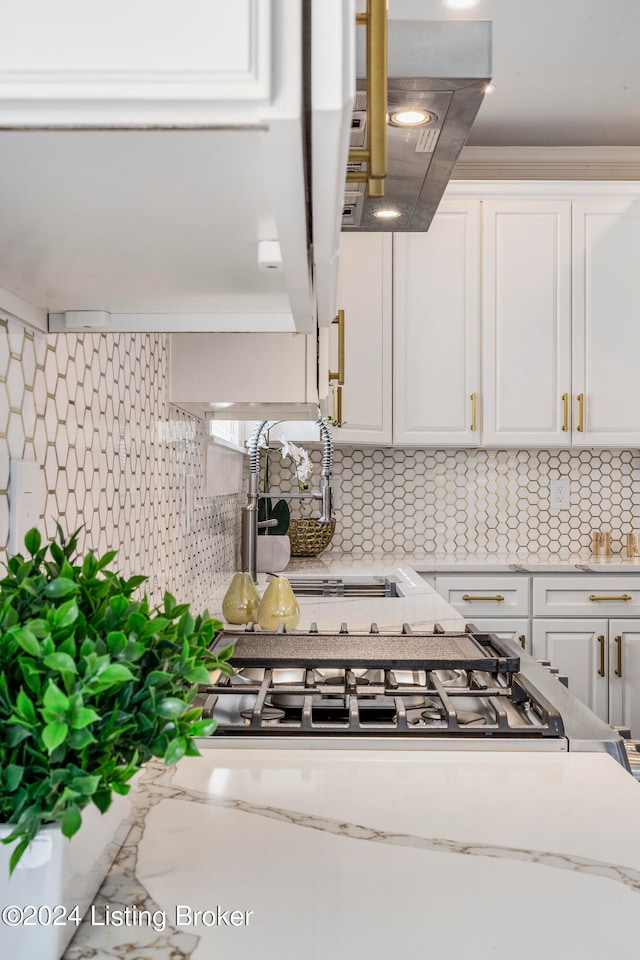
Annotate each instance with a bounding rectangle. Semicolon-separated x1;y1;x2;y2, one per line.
393;201;481;446
572;198;640;447
481;200;572;446
0;2;354;336
329;233;393;445
0;0;273;126
169;331;320;422
330;186;640;448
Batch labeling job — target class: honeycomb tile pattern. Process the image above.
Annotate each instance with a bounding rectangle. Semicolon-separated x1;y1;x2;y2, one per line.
266;445;640;556
0;316;242;612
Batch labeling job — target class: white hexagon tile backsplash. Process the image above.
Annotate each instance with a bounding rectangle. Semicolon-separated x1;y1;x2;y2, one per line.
267;445;640;557
3;312;640;585
0;316;242;612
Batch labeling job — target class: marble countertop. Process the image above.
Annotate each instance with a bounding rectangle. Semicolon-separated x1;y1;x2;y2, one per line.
256;563;465;633
287;550;640;574
204;552;640;622
58;563;640;958
205;553;640;628
63;750;640;959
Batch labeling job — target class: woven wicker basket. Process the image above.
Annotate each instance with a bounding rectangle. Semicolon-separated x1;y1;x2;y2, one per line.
288;518;336;557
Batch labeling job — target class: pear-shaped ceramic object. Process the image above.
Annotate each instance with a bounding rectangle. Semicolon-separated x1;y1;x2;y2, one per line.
257;576;300;631
222;572;261;625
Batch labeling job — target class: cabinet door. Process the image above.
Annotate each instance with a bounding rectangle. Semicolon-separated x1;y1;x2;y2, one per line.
0;1;273;125
393;201;480;446
572;198;640;446
470;618;530;654
608;620;640;738
482;200;572;446
532;619;608;722
330;234;393;444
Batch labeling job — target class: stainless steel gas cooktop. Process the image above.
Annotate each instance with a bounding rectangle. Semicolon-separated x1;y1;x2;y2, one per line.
200;622;566;744
197;621;629;769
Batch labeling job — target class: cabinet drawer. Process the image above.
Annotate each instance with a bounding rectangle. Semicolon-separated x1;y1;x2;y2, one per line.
533;576;640;617
434;576;529;618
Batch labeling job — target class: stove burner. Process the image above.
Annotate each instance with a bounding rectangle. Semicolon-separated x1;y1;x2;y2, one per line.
455;710;487;727
239;705;286;722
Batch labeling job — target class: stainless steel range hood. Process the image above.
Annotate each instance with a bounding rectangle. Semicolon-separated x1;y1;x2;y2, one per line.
343;19;492;232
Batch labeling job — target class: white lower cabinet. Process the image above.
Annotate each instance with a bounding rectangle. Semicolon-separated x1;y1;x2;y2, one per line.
431;575;530;652
431;570;640;736
532;575;640;735
532;618;609;724
607;620;640;737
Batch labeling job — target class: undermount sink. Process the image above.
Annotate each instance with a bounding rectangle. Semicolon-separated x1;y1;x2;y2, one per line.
282;576;401;599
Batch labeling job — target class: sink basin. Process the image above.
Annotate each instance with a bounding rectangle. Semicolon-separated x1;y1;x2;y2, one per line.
281;576;401;598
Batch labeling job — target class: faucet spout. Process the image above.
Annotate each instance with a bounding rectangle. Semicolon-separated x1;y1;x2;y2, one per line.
241;418;334;582
241;420;268;583
316;418;334;524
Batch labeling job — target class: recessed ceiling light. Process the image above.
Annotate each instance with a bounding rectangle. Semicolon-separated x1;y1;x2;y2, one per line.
373;208;403;220
484;82;496;94
443;0;481;9
209;402;234;408
389;109;434;127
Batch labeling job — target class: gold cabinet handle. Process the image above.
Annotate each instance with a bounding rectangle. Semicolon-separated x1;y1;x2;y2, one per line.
589;594;632;602
597;635;606;677
461;594;505;602
615;635;623;678
577;393;584;432
470;393;477;432
328;310;345;384
561;393;569;432
331;381;343;427
519;634;526;649
350;0;388;198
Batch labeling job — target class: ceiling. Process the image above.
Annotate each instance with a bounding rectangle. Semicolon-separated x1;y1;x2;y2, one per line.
378;0;640;178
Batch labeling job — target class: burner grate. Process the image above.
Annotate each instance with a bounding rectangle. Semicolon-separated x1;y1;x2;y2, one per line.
200;664;564;739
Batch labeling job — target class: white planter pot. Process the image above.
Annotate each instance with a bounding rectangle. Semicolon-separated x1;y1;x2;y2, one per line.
256;534;291;574
0;786;136;960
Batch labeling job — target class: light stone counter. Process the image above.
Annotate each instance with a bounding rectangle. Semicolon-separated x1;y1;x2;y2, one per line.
286;550;640;575
57;567;640;959
205;552;640;622
263;563;465;633
62;751;640;960
207;563;465;632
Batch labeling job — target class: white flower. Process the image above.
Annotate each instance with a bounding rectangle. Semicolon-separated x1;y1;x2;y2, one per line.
279;437;312;489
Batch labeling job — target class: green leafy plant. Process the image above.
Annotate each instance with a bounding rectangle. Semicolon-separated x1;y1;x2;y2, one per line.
0;526;233;873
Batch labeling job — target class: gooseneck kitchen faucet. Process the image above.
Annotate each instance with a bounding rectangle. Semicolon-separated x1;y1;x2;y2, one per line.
242;419;334;583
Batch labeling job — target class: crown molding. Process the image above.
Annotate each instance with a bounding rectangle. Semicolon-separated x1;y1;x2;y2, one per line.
452;146;640;180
